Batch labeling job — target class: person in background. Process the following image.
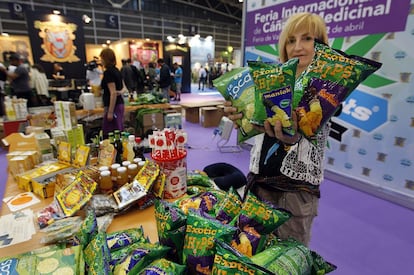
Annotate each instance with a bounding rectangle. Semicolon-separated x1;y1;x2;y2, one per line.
121;58;136;95
52;63;65;80
224;12;330;246
0;62;6;116
0;53;35;107
100;48;124;138
146;62;157;92
30;64;51;106
198;65;207;91
172;62;183;101
157;58;171;103
131;60;146;94
86;56;103;96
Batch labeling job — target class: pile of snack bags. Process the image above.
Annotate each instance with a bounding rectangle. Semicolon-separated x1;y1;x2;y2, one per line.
0;170;336;274
213;40;382;143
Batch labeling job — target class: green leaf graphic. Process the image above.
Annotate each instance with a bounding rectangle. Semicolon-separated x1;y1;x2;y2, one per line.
331;37;344;50
345;33;386;56
362;74;396;88
254;44;279;56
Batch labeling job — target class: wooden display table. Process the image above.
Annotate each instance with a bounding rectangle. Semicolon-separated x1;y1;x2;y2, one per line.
180;100;225;123
0;174;158;258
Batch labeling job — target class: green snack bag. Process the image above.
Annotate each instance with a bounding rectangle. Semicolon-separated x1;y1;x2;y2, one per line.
297;40;382;140
183;210;237;275
248;58;298;136
154;199;187;264
106;227;146;252
138;258;186;274
215;186;243;224
84;231;112;274
251;238;316;275
72;209;98;249
213;67;261;142
114;242;170;274
212;239;273;275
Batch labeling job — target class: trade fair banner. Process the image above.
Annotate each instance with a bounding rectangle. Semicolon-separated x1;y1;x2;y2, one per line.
243;0;414;207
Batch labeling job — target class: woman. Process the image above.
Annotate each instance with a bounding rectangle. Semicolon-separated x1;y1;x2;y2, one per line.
225;12;329;246
99;48;124;138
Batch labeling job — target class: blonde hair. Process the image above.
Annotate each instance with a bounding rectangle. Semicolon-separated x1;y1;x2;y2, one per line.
99;48;117;68
278;12;328;63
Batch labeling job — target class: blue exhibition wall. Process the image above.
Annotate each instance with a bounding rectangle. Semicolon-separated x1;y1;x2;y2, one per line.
243;0;414;207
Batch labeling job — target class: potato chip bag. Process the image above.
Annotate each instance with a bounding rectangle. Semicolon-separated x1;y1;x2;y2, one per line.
106;227;146;252
72;209;97;249
248;58;298;136
215;186;243;224
84;231;112;274
297;40;382;140
139;258;186;274
212;239;273;275
213;67;261;142
154;199;187;264
250;238;336;275
234;191;291;235
114;242;170;274
183;210;237;275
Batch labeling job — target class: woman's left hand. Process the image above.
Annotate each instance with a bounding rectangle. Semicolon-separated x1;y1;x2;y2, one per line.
107;112;114;122
255;111;302;145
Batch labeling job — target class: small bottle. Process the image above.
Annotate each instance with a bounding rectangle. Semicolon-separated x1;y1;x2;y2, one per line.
114;130;123;164
127;135;136;162
133;137;146;161
122;132;129;161
108;132;115;145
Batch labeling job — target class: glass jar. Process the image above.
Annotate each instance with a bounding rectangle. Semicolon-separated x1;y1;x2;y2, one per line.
111;163;121;182
127;163;139;182
122;160;131;167
116;166;128;187
100;170;112;193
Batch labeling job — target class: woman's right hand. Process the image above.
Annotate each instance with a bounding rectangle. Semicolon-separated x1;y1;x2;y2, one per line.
223;101;242;127
107;112;114;122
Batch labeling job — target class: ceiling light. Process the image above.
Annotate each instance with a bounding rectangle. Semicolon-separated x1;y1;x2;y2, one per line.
52;10;61;15
82;14;91;24
206;35;213;41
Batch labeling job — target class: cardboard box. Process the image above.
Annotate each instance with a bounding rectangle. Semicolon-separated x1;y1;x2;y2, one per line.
185;107;200;123
54;101;78;129
9;155;34;179
16;162;74;198
143;112;164;127
164;113;182;129
31;167;76;199
200;107;223;128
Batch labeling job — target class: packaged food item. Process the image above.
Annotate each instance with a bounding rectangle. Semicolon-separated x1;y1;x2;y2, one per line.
297;40;382;140
250;238;337;275
213;67;261;142
248;58;298;136
212;239;273;275
138;258;186;275
182;210;237;274
154;199;187;263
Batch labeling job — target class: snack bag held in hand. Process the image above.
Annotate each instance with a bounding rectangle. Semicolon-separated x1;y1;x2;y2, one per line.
297;40;382;139
248;58;298;136
213;67;261;142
